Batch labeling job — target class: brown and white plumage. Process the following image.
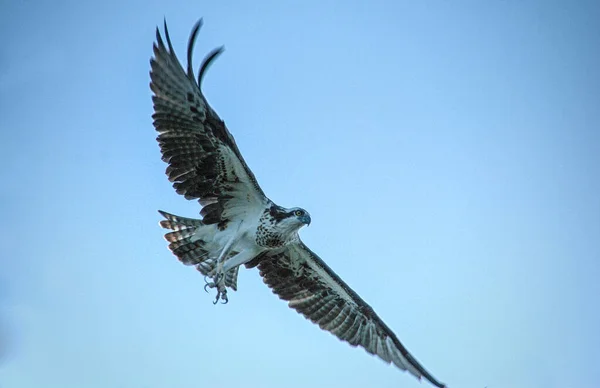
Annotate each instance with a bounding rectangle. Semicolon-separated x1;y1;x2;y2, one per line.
246;243;446;387
150;19;446;388
151;19;269;230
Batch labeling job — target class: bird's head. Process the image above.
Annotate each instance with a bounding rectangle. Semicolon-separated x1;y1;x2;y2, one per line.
288;207;311;227
270;205;311;232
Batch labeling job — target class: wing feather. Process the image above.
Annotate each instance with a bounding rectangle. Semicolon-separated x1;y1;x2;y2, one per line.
150;19;269;226
247;243;446;388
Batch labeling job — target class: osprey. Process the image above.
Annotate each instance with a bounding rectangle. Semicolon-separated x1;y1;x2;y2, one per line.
150;19;446;388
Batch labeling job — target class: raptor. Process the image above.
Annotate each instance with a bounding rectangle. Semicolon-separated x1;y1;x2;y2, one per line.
150;19;446;388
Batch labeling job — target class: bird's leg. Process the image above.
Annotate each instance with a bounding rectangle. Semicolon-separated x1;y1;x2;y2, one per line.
204;234;237;304
222;248;257;273
203;249;257;303
204;272;227;304
204;269;228;304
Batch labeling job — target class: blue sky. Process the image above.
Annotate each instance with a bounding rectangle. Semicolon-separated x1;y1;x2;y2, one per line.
1;1;599;387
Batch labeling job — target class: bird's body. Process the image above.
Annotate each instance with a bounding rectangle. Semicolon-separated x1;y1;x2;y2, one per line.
159;204;309;295
150;19;446;388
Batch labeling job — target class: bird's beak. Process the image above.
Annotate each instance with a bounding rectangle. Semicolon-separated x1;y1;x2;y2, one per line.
301;215;311;226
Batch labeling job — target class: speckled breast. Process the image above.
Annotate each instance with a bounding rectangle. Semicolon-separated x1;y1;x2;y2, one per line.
255;210;287;248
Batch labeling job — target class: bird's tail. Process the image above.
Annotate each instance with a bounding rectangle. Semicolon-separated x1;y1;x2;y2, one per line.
158;210;239;290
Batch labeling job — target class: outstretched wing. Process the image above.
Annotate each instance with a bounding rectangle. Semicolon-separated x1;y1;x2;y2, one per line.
150;20;269;227
247;242;446;388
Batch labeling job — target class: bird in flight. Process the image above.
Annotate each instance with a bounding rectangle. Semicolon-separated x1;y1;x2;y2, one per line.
150;19;447;388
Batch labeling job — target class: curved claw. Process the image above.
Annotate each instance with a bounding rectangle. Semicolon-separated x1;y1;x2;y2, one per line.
206;271;228;304
212;288;227;304
204;275;214;293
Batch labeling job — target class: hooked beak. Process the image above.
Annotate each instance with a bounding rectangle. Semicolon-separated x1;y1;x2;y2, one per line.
301;215;311;226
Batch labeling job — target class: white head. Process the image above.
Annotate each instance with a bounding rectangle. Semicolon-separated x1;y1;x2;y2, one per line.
268;205;311;234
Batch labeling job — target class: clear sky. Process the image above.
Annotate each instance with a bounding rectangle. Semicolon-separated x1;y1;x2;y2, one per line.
1;1;599;387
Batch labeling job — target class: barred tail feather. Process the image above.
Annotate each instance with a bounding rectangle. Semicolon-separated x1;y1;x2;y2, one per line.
158;210;206;266
159;210;203;229
158;210;240;290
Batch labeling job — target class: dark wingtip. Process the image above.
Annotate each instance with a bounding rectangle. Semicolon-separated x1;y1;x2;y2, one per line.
198;46;225;89
404;352;446;388
155;26;164;51
163;18;176;55
187;18;204;82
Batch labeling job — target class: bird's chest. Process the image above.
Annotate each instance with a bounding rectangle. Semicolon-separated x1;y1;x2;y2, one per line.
255;215;288;248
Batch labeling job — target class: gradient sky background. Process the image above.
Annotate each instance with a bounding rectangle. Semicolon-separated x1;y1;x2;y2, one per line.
1;1;599;387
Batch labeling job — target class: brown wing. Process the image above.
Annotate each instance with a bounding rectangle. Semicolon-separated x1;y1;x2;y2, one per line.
247;242;446;388
150;20;269;227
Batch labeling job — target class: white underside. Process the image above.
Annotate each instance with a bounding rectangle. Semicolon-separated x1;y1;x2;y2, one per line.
190;217;263;276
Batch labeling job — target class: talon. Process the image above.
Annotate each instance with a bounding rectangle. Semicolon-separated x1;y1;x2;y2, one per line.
206;270;228;304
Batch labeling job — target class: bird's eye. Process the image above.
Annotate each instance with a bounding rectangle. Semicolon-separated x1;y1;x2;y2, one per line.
294;210;304;217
